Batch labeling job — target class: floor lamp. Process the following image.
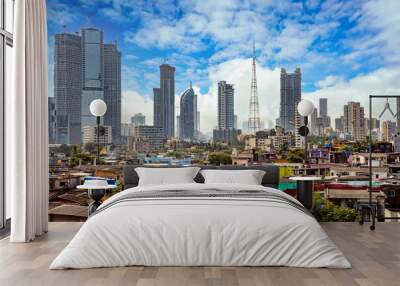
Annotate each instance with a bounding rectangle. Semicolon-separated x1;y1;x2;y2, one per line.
89;99;107;163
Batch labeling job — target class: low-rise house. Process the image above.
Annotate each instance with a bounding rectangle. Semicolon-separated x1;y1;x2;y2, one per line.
329;165;388;180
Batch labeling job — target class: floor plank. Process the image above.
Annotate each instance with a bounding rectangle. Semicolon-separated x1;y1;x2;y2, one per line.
0;222;399;286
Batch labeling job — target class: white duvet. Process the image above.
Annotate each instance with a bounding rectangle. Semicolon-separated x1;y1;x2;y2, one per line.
50;183;351;269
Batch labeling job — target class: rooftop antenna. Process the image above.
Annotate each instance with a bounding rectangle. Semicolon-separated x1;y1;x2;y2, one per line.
190;81;192;88
164;58;169;64
63;25;67;33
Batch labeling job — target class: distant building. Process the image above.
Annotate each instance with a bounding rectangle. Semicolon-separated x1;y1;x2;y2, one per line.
196;111;200;138
270;135;293;150
382;121;396;142
213;129;241;145
335;117;344;132
81;28;105;129
176;115;180;138
134;125;164;150
179;84;197;142
48;97;56;144
294;107;303;147
397;98;400;133
311;108;318;135
128;137;150;153
153;87;162;128
343;102;365;141
214;81;238;144
54;32;82;144
234;115;238;129
103;43;121;144
218;81;235;129
131;113;146;126
82;125;112;145
120;123;135;137
365;118;380;131
319;98;328;117
278;68;301;133
155;64;175;138
54;28;121;145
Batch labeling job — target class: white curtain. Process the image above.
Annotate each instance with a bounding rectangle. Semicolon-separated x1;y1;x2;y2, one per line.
8;0;49;242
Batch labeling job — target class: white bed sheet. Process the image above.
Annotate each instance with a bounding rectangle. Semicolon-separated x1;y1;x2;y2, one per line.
50;183;351;269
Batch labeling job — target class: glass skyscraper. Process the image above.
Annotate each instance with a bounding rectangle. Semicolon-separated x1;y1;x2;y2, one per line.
154;64;175;138
179;84;197;141
278;68;301;133
54;32;82;144
81;28;104;128
217;81;235;130
54;28;121;145
104;43;121;144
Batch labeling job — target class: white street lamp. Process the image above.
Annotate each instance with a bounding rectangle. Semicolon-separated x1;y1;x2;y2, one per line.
89;99;107;162
90;99;107;117
297;99;315;117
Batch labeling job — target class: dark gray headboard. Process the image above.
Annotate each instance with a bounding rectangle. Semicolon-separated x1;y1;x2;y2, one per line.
123;165;280;189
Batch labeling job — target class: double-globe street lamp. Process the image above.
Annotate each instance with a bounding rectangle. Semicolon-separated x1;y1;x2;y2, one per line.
89;99;107;163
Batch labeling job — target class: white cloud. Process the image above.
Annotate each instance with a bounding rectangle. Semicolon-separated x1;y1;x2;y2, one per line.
316;75;345;89
197;59;281;133
121;91;153;124
304;67;400;121
47;3;79;26
344;0;400;65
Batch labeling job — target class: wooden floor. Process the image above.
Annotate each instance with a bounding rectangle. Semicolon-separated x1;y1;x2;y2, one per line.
0;222;399;286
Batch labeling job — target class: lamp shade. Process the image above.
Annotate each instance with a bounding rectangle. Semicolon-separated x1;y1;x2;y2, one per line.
297;99;314;117
90;99;107;117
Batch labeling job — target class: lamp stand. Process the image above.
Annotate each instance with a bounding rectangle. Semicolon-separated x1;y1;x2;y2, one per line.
304;116;308;175
96;116;100;163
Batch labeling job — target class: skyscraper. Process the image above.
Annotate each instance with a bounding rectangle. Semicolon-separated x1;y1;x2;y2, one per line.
343;102;365;141
103;43;121;144
159;63;175;138
131;113;146;126
153;87;162;128
319;98;328;117
48;97;56;144
335;117;344;132
397;98;400;133
54;32;82;144
382;121;396;142
278;68;301;133
310;108;318;135
217;81;235;129
81;28;105;128
179;84;197;141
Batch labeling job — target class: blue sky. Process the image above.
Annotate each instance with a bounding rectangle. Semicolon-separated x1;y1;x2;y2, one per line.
47;0;400;133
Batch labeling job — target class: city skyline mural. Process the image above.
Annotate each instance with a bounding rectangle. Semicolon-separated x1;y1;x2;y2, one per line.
47;0;400;134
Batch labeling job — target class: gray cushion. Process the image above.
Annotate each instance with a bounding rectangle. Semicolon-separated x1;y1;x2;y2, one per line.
123;165;280;189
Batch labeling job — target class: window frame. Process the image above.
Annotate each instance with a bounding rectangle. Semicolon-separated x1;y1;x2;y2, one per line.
0;0;13;231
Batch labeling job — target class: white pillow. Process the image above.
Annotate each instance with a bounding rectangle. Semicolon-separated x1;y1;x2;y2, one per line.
135;167;201;186
200;169;265;185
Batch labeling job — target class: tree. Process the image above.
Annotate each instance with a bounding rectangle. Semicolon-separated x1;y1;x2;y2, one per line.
208;152;232;165
54;144;72;155
84;142;97;154
287;148;305;163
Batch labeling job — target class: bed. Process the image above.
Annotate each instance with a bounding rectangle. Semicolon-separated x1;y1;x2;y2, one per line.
50;165;351;269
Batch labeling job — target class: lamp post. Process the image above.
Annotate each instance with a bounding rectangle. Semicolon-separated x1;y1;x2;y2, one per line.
297;99;315;172
89;99;107;163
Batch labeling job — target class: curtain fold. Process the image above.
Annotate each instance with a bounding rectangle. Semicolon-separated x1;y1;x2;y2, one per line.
9;0;49;242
